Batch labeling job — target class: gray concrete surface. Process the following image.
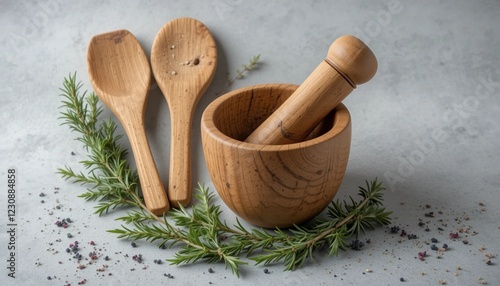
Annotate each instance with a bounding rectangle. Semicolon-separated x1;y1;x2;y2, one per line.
1;0;499;285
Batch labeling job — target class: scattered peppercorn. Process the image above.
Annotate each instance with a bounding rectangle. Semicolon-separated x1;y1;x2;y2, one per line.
263;268;269;274
208;267;215;273
390;226;400;233
164;273;174;279
349;239;365;251
407;234;417;240
424;212;434;217
40;193;45;197
400;277;405;282
67;233;73;238
442;244;449;249
132;254;143;263
400;230;407;237
418;251;427;261
430;244;438;251
431;238;438;243
131;242;137;248
449;232;459;239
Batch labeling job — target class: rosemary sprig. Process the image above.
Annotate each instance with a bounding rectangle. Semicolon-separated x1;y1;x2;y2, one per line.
57;73;392;277
57;73;142;215
217;54;261;94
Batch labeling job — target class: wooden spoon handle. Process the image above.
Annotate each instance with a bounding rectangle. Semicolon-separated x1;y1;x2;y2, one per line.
121;110;170;215
168;108;193;207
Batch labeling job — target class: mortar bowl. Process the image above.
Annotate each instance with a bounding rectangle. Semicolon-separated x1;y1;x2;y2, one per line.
201;84;351;228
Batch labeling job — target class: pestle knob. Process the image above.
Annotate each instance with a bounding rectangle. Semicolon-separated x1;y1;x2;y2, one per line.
244;35;377;145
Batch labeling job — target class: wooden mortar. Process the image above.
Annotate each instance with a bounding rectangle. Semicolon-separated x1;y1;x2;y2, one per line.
201;35;376;228
201;84;351;228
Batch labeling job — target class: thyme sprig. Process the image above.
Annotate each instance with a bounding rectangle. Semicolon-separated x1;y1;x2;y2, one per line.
57;73;392;277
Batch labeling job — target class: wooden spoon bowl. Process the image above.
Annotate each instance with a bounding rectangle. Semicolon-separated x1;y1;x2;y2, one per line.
201;84;351;228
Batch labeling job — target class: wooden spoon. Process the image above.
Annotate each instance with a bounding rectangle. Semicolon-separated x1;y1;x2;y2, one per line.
87;30;170;215
151;18;217;207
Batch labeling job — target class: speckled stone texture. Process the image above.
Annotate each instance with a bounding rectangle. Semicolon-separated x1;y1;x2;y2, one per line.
1;1;499;285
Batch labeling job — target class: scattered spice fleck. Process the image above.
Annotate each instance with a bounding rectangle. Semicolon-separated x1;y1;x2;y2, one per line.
390;226;400;233
132;254;143;263
418;251;427;261
349;239;365;251
478;277;488;285
208;267;215;273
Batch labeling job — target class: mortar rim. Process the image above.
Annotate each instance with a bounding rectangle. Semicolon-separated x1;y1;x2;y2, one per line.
201;83;351;152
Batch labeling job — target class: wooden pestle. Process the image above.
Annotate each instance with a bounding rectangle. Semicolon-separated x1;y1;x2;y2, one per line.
244;35;377;145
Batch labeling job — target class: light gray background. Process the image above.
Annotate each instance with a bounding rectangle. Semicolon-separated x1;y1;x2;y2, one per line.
1;0;499;285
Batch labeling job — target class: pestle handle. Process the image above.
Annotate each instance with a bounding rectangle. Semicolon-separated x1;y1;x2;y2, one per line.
244;35;377;145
